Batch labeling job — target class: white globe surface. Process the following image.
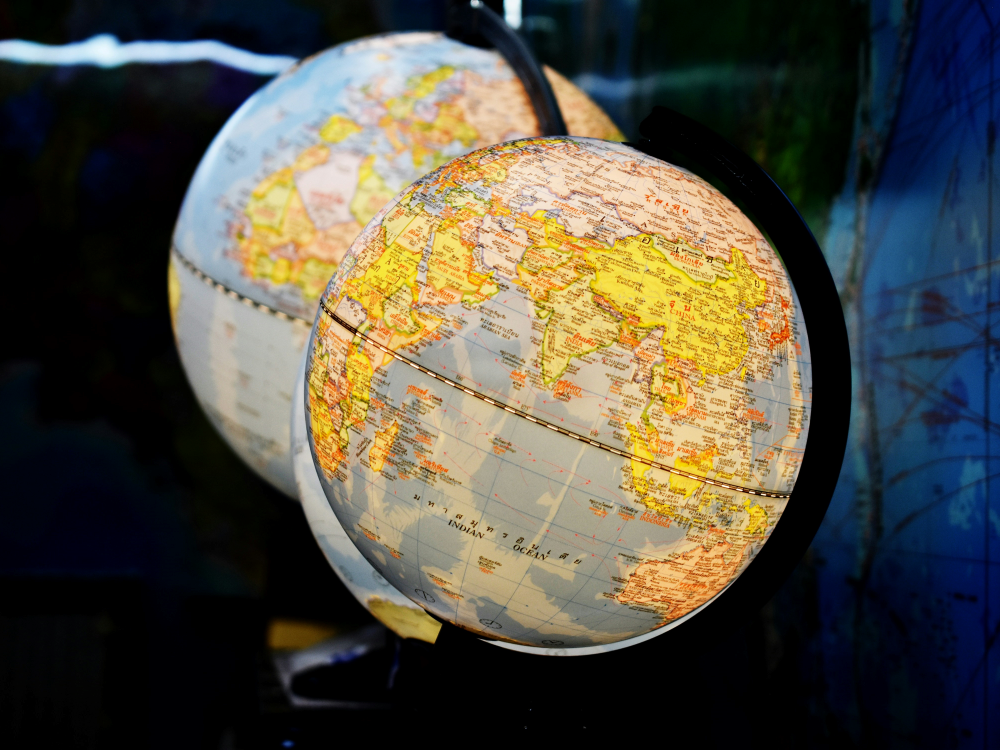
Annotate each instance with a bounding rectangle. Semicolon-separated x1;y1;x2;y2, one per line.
306;136;813;649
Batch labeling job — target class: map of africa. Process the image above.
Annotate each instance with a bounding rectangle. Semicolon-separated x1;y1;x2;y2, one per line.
307;136;812;648
169;31;622;496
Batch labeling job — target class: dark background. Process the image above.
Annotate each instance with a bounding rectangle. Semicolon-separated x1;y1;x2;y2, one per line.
0;0;995;747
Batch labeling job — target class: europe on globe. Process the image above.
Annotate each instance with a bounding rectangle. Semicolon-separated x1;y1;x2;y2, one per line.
168;31;621;497
306;135;812;648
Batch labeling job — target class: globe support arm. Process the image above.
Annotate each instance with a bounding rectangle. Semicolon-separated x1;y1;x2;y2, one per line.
446;0;567;136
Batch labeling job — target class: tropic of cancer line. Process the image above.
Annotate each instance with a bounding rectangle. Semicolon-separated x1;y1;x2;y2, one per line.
320;300;792;500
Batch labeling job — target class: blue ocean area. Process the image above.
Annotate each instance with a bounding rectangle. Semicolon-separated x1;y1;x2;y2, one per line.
817;0;999;743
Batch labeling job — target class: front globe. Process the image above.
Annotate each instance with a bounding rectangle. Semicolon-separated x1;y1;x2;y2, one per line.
306;136;811;648
169;32;621;497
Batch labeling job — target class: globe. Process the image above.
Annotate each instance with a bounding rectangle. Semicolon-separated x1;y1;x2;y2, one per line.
169;31;622;497
305;135;813;649
290;354;442;643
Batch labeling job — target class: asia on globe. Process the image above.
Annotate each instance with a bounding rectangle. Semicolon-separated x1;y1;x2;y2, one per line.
305;134;812;649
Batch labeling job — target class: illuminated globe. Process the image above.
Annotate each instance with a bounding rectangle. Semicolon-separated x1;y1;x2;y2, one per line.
169;32;622;496
306;136;813;649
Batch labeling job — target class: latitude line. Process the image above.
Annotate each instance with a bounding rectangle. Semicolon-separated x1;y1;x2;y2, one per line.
170;245;313;325
320;299;791;499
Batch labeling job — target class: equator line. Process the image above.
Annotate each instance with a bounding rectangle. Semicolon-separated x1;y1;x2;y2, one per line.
170;246;312;325
320;299;792;500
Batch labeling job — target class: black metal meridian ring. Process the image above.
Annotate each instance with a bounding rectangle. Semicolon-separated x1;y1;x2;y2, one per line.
446;0;567;136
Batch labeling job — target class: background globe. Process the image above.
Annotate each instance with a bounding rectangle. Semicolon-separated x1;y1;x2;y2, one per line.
291;354;442;642
307;135;812;649
169;31;621;497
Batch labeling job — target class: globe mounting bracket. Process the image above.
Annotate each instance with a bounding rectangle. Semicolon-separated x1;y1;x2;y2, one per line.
446;0;567;136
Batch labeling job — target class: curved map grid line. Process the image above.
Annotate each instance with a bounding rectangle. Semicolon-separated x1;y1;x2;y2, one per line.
170;246;312;326
319;299;792;500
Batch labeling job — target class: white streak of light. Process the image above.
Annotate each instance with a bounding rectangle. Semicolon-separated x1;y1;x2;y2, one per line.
0;34;297;75
504;0;522;30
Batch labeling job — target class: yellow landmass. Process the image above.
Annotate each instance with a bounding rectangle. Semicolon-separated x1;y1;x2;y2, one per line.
515;213;594;302
245;173;294;230
667;473;704;498
309;351;348;477
436;145;525;189
539;274;620;383
350;154;396;226
538;209;599;254
345;239;422;330
386;313;443;360
270;257;291;285
465;278;499;305
422;101;478;149
384;203;437;253
427;222;488;295
584;235;767;376
651;363;686;413
520;245;580;276
241;165;350;297
340;348;373;448
625;421;717;515
310;389;334;445
278;189;317;247
445;188;489;214
369;420;400;473
319;114;362;143
292;144;330;172
367;598;441;643
744;500;768;535
403;99;478;170
167;259;181;333
298;257;338;300
377;65;481;171
516;257;583;301
668;447;716;498
677;446;717;475
389;65;456;116
255;218;358;301
626;422;655;497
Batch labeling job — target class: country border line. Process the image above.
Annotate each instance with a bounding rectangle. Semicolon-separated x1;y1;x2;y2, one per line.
320;299;792;500
170;246;312;326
